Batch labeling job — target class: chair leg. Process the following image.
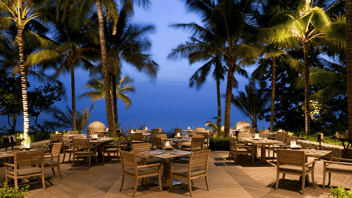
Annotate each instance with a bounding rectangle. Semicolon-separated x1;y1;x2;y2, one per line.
205;175;209;191
89;156;91;167
158;169;162;192
282;174;285;185
72;155;75;166
301;174;305;195
42;173;46;189
323;170;326;189
188;178;193;197
103;153;105;163
52;168;55;175
328;172;331;186
14;175;18;187
57;165;62;179
275;172;279;190
68;153;71;162
119;175;125;191
5;175;8;184
233;154;237;165
133;178;138;197
312;171;316;189
62;153;66;163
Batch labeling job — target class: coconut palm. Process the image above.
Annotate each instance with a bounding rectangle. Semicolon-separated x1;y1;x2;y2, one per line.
263;0;345;134
0;0;41;141
209;0;260;137
79;74;135;116
26;4;101;131
102;9;158;124
231;81;270;132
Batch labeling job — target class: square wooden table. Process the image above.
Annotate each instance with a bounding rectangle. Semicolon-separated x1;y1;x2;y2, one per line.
135;149;191;187
242;138;281;163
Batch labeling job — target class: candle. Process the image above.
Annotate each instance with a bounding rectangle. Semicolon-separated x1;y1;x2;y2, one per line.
290;141;296;148
55;131;59;134
255;133;259;139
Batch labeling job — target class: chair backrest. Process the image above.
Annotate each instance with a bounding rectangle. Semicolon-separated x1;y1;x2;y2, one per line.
51;143;62;161
132;143;151;153
189;150;210;169
238;132;251;139
135;130;144;133
276;132;288;142
151;129;160;134
191;138;205;151
120;151;137;171
151;137;162;149
259;129;270;138
195;128;205;132
15;150;44;167
229;138;240;152
156;134;167;140
130;133;143;141
72;139;91;151
193;134;204;138
67;131;79;134
277;149;305;166
156;128;163;133
50;134;63;142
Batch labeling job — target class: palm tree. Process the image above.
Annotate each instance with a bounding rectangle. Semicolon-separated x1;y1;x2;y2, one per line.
347;0;352;139
231;81;270;132
93;0;150;136
209;0;260;137
79;74;135;116
48;103;95;132
26;4;100;131
0;0;38;142
103;9;158;124
263;0;345;134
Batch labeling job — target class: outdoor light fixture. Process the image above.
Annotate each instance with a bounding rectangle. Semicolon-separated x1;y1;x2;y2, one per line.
255;133;259;139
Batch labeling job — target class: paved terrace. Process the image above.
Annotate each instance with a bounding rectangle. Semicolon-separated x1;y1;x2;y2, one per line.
1;150;351;198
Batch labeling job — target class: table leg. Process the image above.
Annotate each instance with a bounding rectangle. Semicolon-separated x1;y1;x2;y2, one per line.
260;144;266;163
162;159;172;186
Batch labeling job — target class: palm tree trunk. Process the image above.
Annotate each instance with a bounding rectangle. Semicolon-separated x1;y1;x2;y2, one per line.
96;0;115;137
71;63;76;130
18;27;29;140
111;65;118;124
270;57;276;131
303;42;310;135
224;60;235;137
216;77;221;135
347;0;352;140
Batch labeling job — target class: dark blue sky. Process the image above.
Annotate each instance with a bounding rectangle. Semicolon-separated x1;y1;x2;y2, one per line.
0;0;270;132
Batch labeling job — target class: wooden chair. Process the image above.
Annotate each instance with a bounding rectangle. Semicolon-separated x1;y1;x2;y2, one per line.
50;134;64;149
323;157;352;188
119;151;162;197
156;128;163;133
103;138;120;162
122;135;130;151
67;131;79;134
132;143;161;165
150;129;160;136
43;143;63;179
130;133;143;145
151;137;163;150
182;138;205;151
72;139;97;167
169;150;210;197
4;150;45;189
229;138;255;164
237;132;251;140
276;149;316;195
259;129;270;138
2;136;16;151
272;136;299;160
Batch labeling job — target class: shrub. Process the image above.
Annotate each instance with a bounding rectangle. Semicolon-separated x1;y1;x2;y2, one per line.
209;136;230;151
0;183;29;198
330;186;352;198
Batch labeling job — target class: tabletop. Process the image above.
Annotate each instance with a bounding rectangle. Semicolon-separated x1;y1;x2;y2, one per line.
242;138;281;145
163;138;191;142
135;150;191;159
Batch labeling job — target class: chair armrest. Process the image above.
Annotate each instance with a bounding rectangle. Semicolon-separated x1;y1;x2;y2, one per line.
137;163;160;169
170;162;189;167
324;161;352;166
330;157;352;162
44;156;59;159
305;161;316;167
3;163;14;167
237;145;252;149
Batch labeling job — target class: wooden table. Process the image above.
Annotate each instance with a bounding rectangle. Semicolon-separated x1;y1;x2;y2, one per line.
337;138;352;158
89;138;113;158
242;138;281;163
135;150;191;187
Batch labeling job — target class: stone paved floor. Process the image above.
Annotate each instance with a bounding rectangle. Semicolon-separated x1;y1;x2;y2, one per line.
0;150;351;198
